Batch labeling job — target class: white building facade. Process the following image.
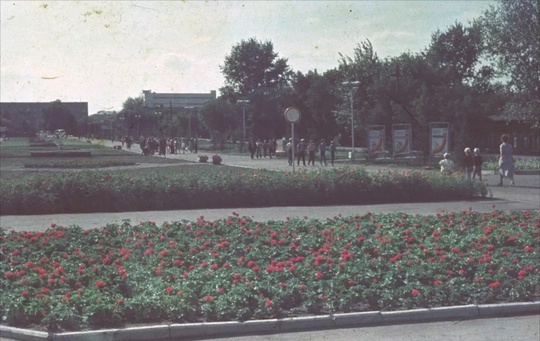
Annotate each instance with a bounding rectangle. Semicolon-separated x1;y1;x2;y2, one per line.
142;90;216;110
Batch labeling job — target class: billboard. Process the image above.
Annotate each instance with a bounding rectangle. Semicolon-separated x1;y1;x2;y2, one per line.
368;126;385;155
392;124;412;156
429;122;451;161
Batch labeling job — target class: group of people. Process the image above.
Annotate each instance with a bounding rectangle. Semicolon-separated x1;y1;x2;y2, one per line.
286;138;337;167
138;136;198;156
439;134;515;186
247;139;278;159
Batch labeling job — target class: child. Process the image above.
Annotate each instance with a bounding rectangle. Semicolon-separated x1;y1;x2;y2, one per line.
464;147;474;180
439;153;455;175
473;148;483;181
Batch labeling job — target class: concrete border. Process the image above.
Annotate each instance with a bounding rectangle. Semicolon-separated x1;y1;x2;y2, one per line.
1;302;538;341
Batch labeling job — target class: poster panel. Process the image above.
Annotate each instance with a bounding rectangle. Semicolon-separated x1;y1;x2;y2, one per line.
429;123;450;159
392;124;412;156
368;126;385;154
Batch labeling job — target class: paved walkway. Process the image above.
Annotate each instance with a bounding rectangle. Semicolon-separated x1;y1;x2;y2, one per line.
1;140;538;231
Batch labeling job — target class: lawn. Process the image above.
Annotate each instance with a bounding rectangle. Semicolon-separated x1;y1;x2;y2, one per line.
1;210;538;332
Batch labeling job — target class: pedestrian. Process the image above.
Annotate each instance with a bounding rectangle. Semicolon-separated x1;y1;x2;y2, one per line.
439;153;454;175
159;136;167;156
263;140;269;158
498;134;515;186
256;139;263;158
319;139;327;166
473;147;483;181
463;147;474;180
269;139;277;159
297;139;307;166
286;138;293;166
307;140;316;165
248;139;256;159
330;141;336;166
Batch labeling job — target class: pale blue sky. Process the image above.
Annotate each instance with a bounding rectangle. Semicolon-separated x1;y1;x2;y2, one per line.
0;1;495;114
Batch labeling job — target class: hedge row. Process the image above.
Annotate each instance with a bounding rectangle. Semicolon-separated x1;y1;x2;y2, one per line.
0;167;487;215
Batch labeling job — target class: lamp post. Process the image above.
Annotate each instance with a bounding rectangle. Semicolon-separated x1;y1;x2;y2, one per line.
342;81;360;159
135;115;142;138
185;106;194;141
119;117;125;140
238;100;250;153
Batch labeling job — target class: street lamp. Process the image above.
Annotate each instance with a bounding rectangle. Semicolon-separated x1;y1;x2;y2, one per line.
342;81;360;159
185;106;194;141
119;117;125;139
238;100;250;153
135;114;142;138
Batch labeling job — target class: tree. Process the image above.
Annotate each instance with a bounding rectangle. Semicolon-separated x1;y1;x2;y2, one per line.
199;99;236;149
42;100;76;134
480;0;540;125
291;69;341;141
220;38;292;95
220;38;293;138
426;22;483;85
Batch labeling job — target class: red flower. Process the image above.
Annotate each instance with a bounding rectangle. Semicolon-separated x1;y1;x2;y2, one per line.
315;272;323;279
488;281;501;289
411;289;420;296
95;280;106;288
203;295;214;303
155;267;163;276
524;246;534;252
265;299;273;307
165;286;174;294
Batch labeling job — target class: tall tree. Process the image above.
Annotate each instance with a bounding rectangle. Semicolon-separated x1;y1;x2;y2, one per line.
199;99;236;149
220;38;292;95
291;69;341;141
42;100;76;134
480;0;540;125
220;38;293;138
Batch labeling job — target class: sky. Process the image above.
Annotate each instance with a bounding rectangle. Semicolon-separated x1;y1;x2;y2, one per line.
0;1;496;115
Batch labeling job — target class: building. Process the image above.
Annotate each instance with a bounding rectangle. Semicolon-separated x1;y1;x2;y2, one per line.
0;101;88;136
142;90;216;110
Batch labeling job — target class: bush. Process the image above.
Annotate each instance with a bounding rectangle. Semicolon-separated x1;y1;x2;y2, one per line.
0;167;487;215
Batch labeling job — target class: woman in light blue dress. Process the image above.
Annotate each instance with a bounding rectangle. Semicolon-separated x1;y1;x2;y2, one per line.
498;134;515;186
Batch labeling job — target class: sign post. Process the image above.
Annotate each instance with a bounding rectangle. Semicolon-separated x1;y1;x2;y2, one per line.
284;107;301;172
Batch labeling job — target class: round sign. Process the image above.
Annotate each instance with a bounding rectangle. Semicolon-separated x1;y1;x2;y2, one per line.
284;107;301;123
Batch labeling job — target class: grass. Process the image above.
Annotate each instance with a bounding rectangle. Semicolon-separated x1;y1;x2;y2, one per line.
0;138;187;171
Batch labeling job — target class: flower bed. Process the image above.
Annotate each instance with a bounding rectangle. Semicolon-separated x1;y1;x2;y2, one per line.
0;168;487;215
0;210;538;332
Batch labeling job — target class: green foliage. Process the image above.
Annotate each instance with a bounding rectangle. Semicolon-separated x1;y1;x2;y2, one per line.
0;167;487;215
1;210;538;331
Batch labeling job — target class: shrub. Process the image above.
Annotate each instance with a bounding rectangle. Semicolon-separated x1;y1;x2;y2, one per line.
0;167;487;215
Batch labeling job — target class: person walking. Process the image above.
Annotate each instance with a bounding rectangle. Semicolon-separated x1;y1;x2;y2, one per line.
330;141;336;166
473;148;483;181
463;147;474;180
498;134;515;186
286;138;293;166
319;139;327;166
256;139;263;159
307;140;316;165
248;139;256;159
297;139;306;166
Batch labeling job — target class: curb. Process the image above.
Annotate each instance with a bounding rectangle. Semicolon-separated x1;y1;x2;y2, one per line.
1;302;538;341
